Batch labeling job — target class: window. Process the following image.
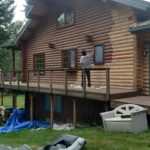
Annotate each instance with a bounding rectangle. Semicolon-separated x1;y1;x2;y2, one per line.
45;94;62;113
62;49;77;69
33;53;45;73
57;6;75;28
94;45;104;64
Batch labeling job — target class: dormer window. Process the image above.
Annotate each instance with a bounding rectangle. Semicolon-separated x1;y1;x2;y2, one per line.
57;6;75;28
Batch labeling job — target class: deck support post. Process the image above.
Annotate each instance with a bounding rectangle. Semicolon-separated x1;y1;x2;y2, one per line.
106;68;110;101
12;91;17;108
29;94;34;121
65;69;68;95
50;94;54;128
72;98;77;128
104;102;109;111
0;90;3;106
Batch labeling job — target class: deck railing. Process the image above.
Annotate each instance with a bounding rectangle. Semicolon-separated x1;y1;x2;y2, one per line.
0;68;110;101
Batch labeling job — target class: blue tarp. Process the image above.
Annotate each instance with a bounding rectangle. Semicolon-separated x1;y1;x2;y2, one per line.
0;108;50;133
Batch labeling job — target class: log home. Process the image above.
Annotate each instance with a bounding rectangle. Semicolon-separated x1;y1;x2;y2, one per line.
1;0;150;126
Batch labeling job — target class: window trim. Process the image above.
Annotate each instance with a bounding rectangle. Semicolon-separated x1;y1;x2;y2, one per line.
57;6;75;29
33;52;45;75
61;49;77;69
94;45;104;65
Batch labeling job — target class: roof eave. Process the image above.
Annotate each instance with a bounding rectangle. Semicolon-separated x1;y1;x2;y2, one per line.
129;26;150;34
112;0;150;11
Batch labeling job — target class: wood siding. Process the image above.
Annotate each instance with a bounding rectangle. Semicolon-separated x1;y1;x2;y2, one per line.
137;33;150;95
24;0;138;92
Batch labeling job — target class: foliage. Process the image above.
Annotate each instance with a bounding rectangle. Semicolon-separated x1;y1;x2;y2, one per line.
0;0;23;71
0;0;15;45
8;21;23;43
0;48;12;71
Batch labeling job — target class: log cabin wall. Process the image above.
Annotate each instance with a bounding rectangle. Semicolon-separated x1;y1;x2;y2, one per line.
107;3;137;90
137;32;150;95
25;0;138;90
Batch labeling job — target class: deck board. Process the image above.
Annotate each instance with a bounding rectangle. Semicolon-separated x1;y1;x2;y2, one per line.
0;81;137;101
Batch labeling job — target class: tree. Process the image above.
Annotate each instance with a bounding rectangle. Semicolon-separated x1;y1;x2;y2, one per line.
0;0;23;71
0;20;23;71
8;20;23;42
0;0;15;45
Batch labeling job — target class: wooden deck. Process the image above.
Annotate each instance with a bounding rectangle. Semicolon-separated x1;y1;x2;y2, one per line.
0;81;137;101
111;96;150;114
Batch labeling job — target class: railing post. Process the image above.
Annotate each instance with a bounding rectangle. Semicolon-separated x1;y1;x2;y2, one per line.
83;69;86;97
106;68;110;101
65;68;68;95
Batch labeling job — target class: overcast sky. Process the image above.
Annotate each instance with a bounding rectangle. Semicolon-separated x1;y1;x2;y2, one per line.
13;0;26;21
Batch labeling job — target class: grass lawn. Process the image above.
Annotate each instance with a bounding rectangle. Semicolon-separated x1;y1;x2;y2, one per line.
2;93;24;108
0;127;150;150
0;94;150;150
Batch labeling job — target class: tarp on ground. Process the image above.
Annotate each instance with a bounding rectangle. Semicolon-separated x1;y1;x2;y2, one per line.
0;108;50;133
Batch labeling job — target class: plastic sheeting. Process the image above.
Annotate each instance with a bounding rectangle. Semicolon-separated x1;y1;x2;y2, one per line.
0;108;50;133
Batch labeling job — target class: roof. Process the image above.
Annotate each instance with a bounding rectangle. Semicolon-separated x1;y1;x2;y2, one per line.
129;20;150;33
112;0;150;11
4;0;150;49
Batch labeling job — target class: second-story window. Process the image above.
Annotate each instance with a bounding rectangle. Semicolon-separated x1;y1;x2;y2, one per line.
94;45;104;64
33;53;45;74
62;49;77;69
57;6;75;28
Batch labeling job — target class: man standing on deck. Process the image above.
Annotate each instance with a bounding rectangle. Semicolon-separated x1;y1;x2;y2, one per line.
80;50;93;87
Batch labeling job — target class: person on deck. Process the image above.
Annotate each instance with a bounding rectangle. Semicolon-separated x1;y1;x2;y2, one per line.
80;50;93;87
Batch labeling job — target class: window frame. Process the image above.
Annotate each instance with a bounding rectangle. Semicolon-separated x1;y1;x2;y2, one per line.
94;45;104;64
57;6;75;29
61;49;77;69
33;52;45;75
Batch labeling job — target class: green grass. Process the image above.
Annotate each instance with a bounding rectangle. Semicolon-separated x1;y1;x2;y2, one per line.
3;93;25;108
0;127;150;150
1;94;150;150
